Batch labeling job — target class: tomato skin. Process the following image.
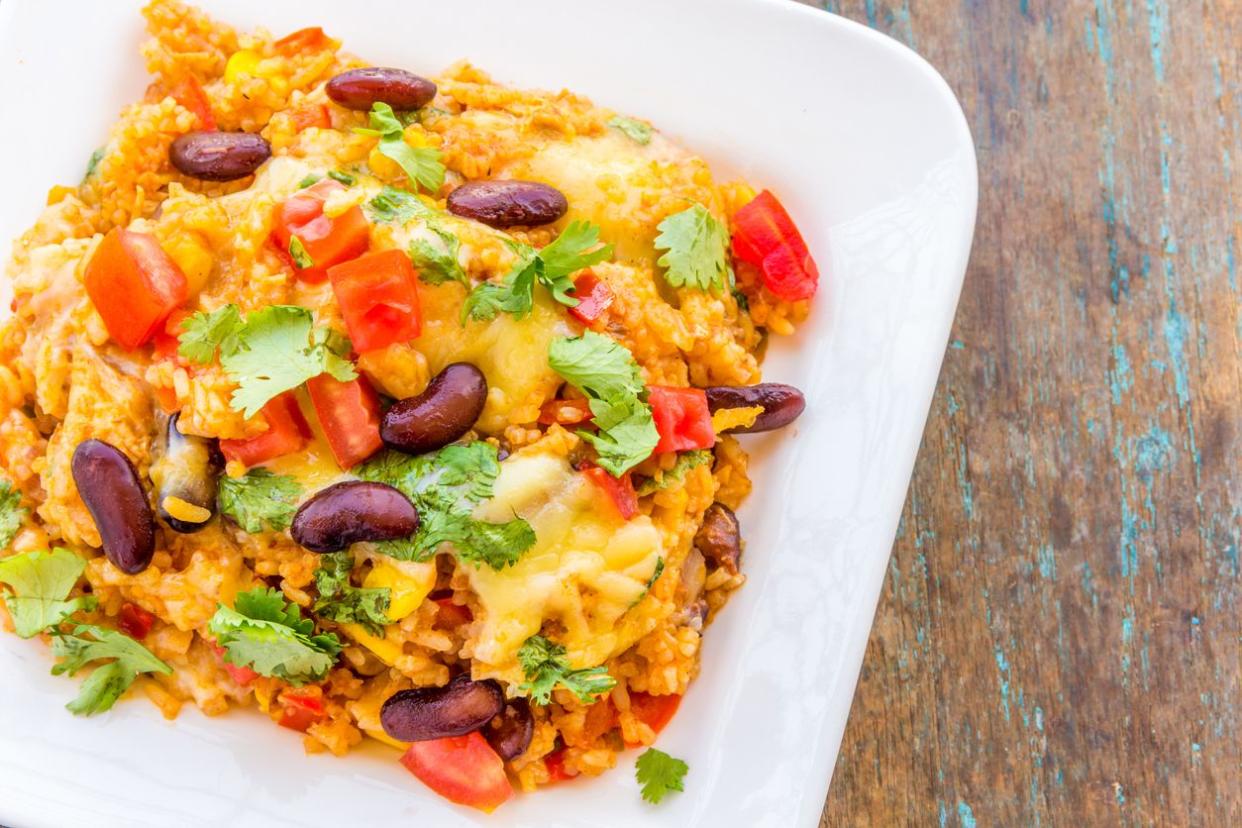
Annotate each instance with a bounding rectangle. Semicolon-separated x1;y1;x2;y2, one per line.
84;229;189;350
400;732;514;812
272;179;370;283
731;190;819;302
647;386;716;454
626;692;682;745
543;748;576;782
328;249;422;352
432;595;473;628
220;393;311;466
274;26;332;55
151;309;192;363
567;272;614;325
307;373;383;469
290;103;331;131
538;397;593;426
170;75;216;130
117;603;155;639
211;643;259;685
278;687;327;732
582;463;638;520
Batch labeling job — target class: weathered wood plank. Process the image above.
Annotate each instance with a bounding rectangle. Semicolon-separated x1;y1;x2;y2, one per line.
796;1;1241;825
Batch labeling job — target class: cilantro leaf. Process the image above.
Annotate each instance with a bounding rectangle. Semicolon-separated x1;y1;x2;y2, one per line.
635;748;688;804
357;103;445;193
409;226;467;286
608;115;653;146
0;548;97;638
462;223;612;322
83;147;105;182
654;204;731;292
548;332;659;476
312;552;391;635
366;185;434;224
517;634;615;704
0;480;26;549
208;587;342;685
177;305;244;365
216;305;357;417
327;169;356;186
356;443;535;570
288;236;314;269
297;173;322;189
218;468;302;533
635;450;712;496
51;623;172;715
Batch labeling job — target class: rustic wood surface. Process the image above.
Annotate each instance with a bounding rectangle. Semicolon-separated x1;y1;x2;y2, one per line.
794;1;1241;826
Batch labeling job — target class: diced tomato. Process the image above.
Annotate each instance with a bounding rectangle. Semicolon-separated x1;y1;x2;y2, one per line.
117;603;155;639
170;75;216;130
220;392;311;466
567;272;614;325
271;179;370;283
648;386;715;454
731;190;819;302
307;373;383;469
151;309;192;362
538;397;594;426
290;103;331;132
433;596;473;628
582;462;638;521
400;732;514;812
627;692;682;744
84;229;189;349
211;643;259;686
327;249;422;352
274;26;332;55
154;386;180;414
543;747;576;782
278;687;327;732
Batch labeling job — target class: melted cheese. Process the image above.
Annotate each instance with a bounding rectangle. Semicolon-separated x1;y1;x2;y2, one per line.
466;451;663;680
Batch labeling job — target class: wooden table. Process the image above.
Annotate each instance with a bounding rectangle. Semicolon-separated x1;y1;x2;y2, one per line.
794;2;1241;825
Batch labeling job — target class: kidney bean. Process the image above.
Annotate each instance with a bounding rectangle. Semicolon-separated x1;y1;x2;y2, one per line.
484;698;534;761
446;180;569;228
291;481;418;553
381;363;487;455
325;67;437;111
704;382;806;433
381;675;506;742
694;502;742;575
152;413;223;533
170;131;271;181
71;440;155;575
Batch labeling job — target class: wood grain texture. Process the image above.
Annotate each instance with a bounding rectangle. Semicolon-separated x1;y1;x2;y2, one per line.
793;1;1241;825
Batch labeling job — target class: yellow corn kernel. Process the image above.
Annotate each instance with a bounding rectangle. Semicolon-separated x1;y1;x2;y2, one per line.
224;50;261;84
161;496;211;525
164;231;213;296
711;405;763;433
342;623;402;665
364;728;410;752
363;560;435;621
46;185;76;205
367;146;402;180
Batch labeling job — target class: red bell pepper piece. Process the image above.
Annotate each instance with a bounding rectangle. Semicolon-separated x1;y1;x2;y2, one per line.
277;687;327;732
117;603;155;640
731;190;819;302
84;229;189;349
271;179;370;283
432;595;473;628
567;272;614;325
647;386;715;454
170;75;216;131
543;747;576;782
219;392;310;466
626;692;682;746
582;462;638;520
307;373;383;469
400;732;514;812
327;249;422;352
274;27;332;55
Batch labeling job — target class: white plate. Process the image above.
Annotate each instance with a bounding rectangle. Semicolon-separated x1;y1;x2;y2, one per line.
0;1;976;825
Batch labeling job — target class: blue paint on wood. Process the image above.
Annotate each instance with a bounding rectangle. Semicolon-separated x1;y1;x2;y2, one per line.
1038;544;1057;580
1162;301;1191;408
1110;343;1133;403
995;647;1012;721
958;801;978;828
1144;0;1168;82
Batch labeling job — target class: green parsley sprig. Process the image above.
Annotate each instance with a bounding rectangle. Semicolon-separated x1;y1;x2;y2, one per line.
217;468;302;533
355;103;445;193
366;185;434;224
208;587;342;685
0;548;96;638
635;748;688;804
0;479;28;549
608;115;653;145
517;634;616;704
635;450;712;496
654;204;731;292
52;623;172;715
312;552;391;635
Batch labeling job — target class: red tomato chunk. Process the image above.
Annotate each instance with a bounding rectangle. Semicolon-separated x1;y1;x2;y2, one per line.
328;249;422;352
648;386;715;454
84;229;188;350
400;732;513;812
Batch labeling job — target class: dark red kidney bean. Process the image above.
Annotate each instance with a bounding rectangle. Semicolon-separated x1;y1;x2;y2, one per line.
446;180;569;228
71;440;155;575
381;363;487;455
694;502;742;575
381;675;505;742
325;67;437;111
291;481;418;553
484;697;534;761
153;413;223;533
169;131;271;181
704;383;806;433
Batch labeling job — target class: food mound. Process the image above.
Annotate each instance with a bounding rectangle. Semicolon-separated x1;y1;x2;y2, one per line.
0;0;819;811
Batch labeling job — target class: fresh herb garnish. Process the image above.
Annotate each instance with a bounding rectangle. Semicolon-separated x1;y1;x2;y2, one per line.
83;147;106;182
176;305;243;364
217;468;302;532
634;450;712;496
517;634;616;704
288;236;314;269
312;552;391;635
208;587;342;685
0;479;27;549
635;748;688;804
408;226;467;286
608;115;653;145
0;548;96;638
52;623;172;715
365;185;434;224
462;222;613;322
654;204;731;292
297;173;322;189
548;332;659;476
356;102;445;193
327;169;356;186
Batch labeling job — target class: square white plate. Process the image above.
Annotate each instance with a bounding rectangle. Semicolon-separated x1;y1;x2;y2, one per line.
0;1;976;826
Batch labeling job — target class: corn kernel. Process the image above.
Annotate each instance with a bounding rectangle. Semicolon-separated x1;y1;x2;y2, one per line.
161;496;211;525
363;561;435;620
342;623;402;665
711;405;763;433
163;231;213;296
224;50;260;84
